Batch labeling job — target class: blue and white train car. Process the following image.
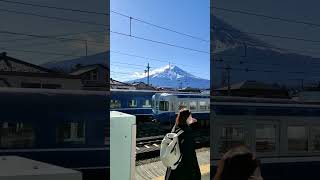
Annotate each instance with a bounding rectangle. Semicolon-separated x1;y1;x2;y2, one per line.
111;89;159;121
210;95;320;180
0;88;109;180
152;93;210;127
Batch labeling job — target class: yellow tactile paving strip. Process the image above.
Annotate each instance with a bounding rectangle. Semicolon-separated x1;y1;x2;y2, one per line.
136;149;210;180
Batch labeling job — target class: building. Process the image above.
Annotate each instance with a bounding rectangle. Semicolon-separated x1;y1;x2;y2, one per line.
215;80;289;98
110;78;135;90
70;64;109;90
0;52;82;89
131;82;157;90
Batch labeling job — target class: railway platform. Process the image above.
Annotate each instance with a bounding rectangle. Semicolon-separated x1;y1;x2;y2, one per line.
136;148;210;180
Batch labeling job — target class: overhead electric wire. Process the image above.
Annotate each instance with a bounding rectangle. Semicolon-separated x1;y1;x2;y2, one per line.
111;31;209;54
0;8;110;27
111;50;208;70
214;65;320;75
212;26;320;44
111;10;209;43
0;0;109;16
0;47;83;57
0;30;107;45
212;6;320;28
0;29;108;44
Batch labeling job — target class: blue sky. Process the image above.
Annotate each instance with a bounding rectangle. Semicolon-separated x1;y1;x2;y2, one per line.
0;0;108;65
214;0;320;58
111;0;210;82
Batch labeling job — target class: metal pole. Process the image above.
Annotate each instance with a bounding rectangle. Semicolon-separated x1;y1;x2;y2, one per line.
226;64;231;96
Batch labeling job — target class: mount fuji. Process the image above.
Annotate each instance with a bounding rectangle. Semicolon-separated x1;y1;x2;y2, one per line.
126;65;210;89
212;15;320;89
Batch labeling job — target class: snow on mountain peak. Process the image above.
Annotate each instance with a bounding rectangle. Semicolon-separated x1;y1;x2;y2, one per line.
127;64;209;89
131;64;197;80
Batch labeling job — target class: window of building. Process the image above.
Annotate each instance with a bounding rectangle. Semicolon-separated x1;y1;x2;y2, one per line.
41;84;61;89
91;71;98;80
0;122;35;148
142;99;151;108
199;101;207;111
218;125;245;153
311;126;320;152
111;100;121;109
189;101;197;111
128;99;137;108
288;126;308;152
21;82;41;88
159;101;169;111
256;124;276;153
57;122;85;144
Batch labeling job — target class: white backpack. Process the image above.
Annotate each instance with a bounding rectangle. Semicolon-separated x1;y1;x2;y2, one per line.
160;126;184;170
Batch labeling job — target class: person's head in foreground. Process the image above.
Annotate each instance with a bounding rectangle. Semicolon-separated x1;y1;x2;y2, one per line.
175;108;197;127
213;145;263;180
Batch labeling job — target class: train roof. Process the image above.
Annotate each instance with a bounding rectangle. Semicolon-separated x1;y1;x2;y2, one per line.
155;92;209;98
111;89;160;93
211;96;320;108
0;87;108;95
0;88;108;112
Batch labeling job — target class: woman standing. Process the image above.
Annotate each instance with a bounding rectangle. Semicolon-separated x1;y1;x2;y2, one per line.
165;108;201;180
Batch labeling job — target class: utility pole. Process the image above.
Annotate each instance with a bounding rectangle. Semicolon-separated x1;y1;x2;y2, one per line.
85;40;88;57
226;64;232;96
146;63;150;85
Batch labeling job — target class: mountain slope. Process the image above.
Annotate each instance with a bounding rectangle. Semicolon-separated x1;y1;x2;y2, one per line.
41;51;109;72
126;65;209;89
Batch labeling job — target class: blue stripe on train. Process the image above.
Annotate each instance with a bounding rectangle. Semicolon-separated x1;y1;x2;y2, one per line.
155;112;209;124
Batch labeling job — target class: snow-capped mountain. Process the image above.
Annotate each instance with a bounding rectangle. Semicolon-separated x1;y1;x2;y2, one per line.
212;16;320;89
41;51;109;72
127;65;210;89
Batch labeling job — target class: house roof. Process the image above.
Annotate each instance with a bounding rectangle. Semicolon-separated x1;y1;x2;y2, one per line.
216;80;282;91
0;52;54;73
70;64;108;75
110;78;132;86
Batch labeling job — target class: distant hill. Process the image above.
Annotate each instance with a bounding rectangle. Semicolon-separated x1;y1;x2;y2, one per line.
212;16;320;89
41;51;109;72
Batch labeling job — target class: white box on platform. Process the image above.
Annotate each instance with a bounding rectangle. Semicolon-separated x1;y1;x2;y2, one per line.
0;156;82;180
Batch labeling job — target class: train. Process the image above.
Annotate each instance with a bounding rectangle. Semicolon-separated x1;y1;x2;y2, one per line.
110;89;158;121
210;95;320;180
0;88;109;180
152;92;210;127
110;89;210;125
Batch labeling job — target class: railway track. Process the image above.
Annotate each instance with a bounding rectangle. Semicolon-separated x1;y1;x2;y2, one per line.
136;130;209;161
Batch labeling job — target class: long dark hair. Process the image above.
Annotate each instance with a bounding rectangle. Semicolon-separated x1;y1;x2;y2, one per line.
220;146;259;180
176;108;191;127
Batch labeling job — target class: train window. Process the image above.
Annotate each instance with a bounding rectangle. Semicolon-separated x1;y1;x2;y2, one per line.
178;101;187;109
143;99;151;108
311;126;320;152
287;126;308;152
0;122;35;148
256;124;276;153
159;101;169;111
57;122;85;144
218;126;245;153
111;100;121;108
189;101;197;111
199;101;207;111
128;100;137;108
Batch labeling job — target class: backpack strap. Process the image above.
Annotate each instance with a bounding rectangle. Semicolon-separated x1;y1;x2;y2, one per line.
171;124;184;136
